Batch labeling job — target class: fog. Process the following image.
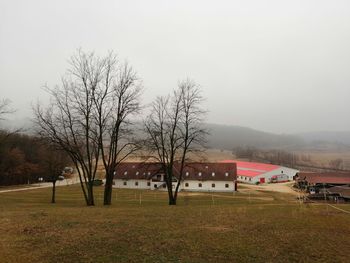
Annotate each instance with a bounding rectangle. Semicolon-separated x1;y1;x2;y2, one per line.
1;0;350;133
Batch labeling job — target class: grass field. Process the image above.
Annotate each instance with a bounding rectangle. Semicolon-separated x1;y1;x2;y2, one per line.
1;185;350;263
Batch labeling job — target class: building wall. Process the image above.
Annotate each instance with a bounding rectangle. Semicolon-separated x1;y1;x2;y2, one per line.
237;166;299;184
262;167;298;181
113;179;236;192
182;180;236;192
237;175;254;184
150;181;177;191
114;179;151;189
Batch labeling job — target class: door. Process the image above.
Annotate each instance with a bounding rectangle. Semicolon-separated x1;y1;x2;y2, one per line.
260;177;265;184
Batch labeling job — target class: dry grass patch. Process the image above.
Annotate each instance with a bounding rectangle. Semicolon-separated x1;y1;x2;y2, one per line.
0;185;350;262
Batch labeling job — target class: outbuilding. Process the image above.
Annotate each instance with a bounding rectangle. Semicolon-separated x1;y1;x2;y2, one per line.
221;160;299;184
295;172;350;193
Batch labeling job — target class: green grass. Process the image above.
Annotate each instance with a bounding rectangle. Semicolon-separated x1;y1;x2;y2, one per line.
0;185;350;263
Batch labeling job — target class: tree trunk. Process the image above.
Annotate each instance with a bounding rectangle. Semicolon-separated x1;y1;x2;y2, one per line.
86;182;95;206
51;181;56;203
76;166;89;205
166;180;177;206
104;172;114;205
168;195;176;205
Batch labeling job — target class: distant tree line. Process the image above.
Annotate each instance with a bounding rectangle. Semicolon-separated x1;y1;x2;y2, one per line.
0;131;70;186
233;146;310;167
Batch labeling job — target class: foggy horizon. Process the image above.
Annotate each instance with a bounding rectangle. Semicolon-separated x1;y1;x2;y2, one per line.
1;0;350;134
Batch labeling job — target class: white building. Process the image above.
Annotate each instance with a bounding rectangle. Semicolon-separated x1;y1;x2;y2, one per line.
221;160;299;184
113;162;237;192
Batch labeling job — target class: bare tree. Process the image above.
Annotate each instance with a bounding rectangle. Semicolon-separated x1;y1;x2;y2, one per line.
144;79;207;205
34;50;102;206
0;99;14;121
40;143;68;203
0;99;12;145
34;50;142;206
0;99;19;147
92;55;142;205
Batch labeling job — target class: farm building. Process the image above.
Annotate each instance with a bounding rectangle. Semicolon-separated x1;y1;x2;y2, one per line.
327;186;350;202
113;162;237;192
295;172;350;193
220;160;299;184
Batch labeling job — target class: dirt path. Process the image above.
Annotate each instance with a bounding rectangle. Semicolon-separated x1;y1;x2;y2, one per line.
0;178;79;194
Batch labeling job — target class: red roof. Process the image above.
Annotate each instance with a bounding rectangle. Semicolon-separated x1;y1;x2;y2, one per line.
221;160;278;172
237;169;261;177
114;162;237;181
221;160;279;177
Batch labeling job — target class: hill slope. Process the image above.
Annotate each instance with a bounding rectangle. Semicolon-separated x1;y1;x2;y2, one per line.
206;123;304;150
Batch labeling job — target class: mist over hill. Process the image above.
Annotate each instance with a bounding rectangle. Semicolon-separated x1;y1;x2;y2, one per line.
297;131;350;145
0;117;34;134
3;118;350;151
205;124;350;151
205;123;304;151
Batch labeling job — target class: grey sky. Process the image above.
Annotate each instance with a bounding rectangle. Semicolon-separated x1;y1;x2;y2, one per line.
1;0;350;133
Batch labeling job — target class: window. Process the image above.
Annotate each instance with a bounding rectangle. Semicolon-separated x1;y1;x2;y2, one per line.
225;172;229;177
212;172;215;177
136;171;139;176
198;172;202;177
147;182;150;186
154;184;157;188
212;183;215;188
249;178;251;181
163;184;166;188
185;172;189;176
198;183;202;187
185;183;189;187
123;181;127;186
225;184;229;188
124;171;128;175
135;181;138;186
147;172;151;176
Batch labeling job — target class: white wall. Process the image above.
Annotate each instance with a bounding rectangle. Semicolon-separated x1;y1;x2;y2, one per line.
150;181;176;191
114;179;151;189
261;167;299;183
181;180;236;192
236;166;299;184
237;176;254;184
114;179;236;192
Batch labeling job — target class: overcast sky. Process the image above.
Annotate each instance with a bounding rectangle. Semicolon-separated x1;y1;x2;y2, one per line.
1;0;350;134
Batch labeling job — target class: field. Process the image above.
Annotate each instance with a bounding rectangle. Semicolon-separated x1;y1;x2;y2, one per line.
1;185;350;263
292;150;350;170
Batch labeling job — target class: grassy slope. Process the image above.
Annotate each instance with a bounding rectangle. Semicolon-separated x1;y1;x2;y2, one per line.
0;185;350;263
